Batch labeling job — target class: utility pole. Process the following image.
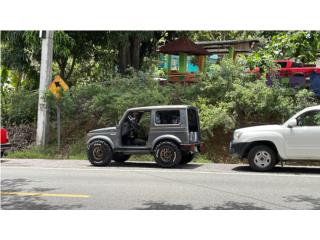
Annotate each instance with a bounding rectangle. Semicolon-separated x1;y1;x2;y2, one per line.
36;31;54;147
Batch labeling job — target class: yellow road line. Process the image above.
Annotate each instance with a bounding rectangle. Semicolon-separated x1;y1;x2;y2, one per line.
1;191;90;198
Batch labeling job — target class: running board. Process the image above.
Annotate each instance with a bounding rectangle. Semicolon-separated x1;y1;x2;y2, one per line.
114;147;151;154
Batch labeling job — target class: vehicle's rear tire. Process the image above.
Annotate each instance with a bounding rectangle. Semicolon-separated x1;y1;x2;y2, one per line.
113;153;131;162
248;145;277;171
88;140;113;166
154;141;182;168
180;152;195;164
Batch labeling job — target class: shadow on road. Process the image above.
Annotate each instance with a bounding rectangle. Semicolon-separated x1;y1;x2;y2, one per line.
232;166;320;175
135;201;194;210
1;178;83;210
135;200;267;210
89;161;202;170
284;195;320;210
213;201;266;210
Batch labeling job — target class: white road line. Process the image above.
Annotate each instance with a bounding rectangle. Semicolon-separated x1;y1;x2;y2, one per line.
2;165;320;178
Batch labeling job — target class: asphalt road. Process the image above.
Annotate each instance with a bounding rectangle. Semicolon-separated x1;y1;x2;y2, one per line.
1;159;320;210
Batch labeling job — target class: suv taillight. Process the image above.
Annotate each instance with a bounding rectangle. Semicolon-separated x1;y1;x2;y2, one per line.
189;131;199;143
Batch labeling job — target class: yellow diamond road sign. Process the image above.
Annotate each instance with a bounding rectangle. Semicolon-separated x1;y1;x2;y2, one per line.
48;75;69;99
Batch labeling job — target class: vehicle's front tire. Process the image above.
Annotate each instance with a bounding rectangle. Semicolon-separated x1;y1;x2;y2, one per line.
113;153;131;162
248;145;277;171
180;152;195;164
154;141;182;168
88;140;113;166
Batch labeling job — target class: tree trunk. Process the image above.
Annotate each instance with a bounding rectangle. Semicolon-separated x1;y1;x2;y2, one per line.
66;56;76;80
130;36;141;70
139;42;148;68
58;59;67;80
125;44;131;69
118;43;131;74
118;44;127;74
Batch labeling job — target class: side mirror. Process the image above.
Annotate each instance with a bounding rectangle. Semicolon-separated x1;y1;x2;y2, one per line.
287;119;297;128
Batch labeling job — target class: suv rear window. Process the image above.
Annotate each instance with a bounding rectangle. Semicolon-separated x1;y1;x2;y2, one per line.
188;108;199;131
155;110;180;125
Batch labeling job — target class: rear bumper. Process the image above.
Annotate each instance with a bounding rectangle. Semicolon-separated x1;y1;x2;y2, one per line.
229;141;250;158
1;143;11;151
180;143;203;153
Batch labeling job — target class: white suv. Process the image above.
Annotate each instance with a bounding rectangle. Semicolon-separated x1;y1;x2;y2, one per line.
230;105;320;171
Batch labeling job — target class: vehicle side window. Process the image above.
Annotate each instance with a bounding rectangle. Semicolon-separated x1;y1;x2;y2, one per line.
297;111;320;127
155;110;180;125
188;108;198;131
277;62;287;68
292;62;303;68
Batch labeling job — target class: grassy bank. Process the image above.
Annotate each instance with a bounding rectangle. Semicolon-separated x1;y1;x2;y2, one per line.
6;142;87;160
5;141;223;163
5;146;320;166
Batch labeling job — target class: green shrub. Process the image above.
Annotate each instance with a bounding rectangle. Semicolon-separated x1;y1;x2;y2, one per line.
1;90;38;125
3;61;319;162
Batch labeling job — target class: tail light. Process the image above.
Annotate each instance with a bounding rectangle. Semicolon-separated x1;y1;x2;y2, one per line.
189;131;199;143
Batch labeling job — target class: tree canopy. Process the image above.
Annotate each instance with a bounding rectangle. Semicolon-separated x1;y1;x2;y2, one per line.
1;30;320;92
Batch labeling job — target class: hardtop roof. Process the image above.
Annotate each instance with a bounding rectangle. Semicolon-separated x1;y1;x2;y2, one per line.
303;105;320;111
127;105;195;111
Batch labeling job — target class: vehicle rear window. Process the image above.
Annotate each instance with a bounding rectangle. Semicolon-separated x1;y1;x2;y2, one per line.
188;108;199;131
155;110;180;125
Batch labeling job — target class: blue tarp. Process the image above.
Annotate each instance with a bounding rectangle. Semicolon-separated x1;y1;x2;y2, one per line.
289;75;306;88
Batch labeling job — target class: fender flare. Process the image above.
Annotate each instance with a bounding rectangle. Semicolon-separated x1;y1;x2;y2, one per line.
151;135;182;149
87;136;115;149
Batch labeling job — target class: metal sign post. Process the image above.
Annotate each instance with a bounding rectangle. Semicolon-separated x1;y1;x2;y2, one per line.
56;102;61;150
48;75;69;150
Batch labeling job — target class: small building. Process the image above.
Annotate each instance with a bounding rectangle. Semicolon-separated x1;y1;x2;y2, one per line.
195;39;260;61
158;38;210;84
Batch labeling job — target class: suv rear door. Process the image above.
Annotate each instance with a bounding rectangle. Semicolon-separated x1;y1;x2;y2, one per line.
187;107;200;143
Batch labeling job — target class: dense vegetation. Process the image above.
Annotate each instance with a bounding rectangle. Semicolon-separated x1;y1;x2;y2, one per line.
1;31;320;161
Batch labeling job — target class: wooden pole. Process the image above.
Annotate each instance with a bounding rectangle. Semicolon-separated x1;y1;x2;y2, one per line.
36;31;54;147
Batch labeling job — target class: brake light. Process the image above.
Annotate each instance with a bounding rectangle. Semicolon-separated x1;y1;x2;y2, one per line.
189;131;199;142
